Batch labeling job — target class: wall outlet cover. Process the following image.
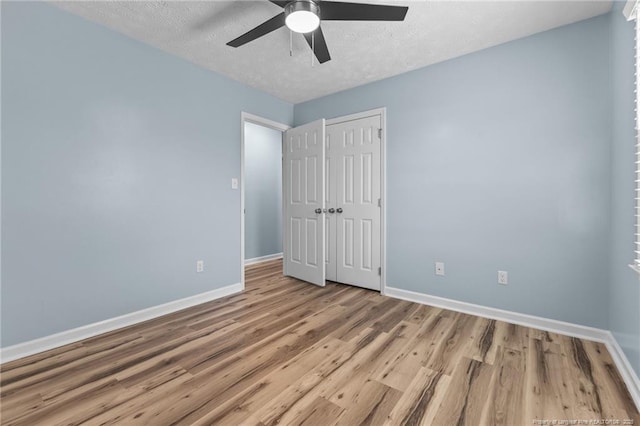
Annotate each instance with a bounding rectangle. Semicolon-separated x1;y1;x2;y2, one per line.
498;270;508;285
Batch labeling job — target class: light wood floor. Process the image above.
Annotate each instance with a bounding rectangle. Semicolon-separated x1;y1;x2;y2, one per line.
1;259;638;425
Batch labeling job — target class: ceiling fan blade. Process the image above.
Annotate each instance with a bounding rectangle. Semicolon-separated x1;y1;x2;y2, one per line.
303;27;331;64
227;12;286;48
268;0;289;7
320;2;408;21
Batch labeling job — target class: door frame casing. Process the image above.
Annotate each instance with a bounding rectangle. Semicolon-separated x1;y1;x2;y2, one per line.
325;107;387;295
240;112;290;290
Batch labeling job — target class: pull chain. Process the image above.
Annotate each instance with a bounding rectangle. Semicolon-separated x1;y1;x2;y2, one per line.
289;29;292;57
311;31;315;67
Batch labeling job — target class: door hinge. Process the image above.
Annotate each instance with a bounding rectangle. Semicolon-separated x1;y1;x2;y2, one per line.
378;267;382;276
378;198;382;207
378;128;382;139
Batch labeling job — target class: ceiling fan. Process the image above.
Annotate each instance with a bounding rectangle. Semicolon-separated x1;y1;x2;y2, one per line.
226;0;409;64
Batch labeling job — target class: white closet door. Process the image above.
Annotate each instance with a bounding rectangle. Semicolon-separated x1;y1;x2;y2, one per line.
283;119;326;287
327;115;382;290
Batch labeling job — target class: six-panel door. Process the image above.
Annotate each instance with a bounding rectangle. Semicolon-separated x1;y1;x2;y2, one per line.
325;115;382;290
283;119;326;287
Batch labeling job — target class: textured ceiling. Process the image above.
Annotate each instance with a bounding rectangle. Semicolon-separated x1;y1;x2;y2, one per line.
53;0;613;103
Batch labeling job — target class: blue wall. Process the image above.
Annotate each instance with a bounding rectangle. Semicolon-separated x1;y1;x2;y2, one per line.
244;122;283;260
609;3;640;376
1;2;293;346
296;15;612;328
2;0;638;379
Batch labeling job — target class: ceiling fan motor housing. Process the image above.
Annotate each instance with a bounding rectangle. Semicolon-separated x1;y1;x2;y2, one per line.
285;0;321;33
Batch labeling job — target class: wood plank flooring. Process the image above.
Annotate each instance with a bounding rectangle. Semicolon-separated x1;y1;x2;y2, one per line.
1;259;638;425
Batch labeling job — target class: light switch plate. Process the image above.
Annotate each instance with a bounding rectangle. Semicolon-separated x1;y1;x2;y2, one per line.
435;262;445;276
231;178;239;190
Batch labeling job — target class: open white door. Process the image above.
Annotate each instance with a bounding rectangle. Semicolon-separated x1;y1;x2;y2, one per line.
283;119;326;286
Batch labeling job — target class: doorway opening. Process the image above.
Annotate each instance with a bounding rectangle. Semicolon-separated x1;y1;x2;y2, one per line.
240;113;290;289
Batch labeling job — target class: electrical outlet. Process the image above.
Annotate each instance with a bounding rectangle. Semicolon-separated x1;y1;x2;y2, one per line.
196;260;204;273
435;262;445;276
498;270;508;285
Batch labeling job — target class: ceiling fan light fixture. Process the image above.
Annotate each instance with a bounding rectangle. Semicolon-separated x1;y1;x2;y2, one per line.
285;1;320;34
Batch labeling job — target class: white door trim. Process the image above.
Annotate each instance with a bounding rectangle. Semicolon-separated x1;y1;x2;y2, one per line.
240;112;290;289
325;107;387;295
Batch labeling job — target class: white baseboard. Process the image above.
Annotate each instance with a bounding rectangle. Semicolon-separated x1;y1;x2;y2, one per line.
0;282;243;364
384;287;610;341
245;252;283;265
385;286;640;411
604;331;640;410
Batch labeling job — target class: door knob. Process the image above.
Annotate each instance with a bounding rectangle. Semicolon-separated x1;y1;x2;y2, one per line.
328;208;335;214
315;208;322;214
336;208;343;213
